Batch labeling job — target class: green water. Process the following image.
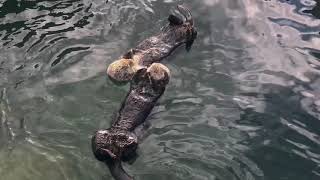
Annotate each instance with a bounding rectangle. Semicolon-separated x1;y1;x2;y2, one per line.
0;0;320;180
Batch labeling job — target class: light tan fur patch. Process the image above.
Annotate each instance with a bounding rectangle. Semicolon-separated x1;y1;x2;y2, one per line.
107;58;135;82
147;63;170;84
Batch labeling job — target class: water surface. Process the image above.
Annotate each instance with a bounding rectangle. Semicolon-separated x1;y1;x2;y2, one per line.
0;0;320;180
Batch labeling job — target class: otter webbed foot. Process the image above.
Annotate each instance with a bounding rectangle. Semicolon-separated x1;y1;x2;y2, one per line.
168;14;183;26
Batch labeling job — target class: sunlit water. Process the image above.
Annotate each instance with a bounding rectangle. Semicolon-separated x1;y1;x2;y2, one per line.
0;0;320;180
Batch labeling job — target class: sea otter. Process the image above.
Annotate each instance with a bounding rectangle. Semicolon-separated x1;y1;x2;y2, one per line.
107;5;197;84
92;63;170;180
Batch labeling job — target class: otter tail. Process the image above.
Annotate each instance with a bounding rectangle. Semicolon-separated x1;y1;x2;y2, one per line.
106;160;134;180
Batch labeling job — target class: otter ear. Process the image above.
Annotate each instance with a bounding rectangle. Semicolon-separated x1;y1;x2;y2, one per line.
168;14;183;26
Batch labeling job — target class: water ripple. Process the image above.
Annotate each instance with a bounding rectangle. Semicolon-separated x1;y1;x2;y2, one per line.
0;0;320;180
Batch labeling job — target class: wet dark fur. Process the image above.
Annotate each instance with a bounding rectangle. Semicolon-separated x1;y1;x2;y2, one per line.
92;67;169;180
112;69;167;131
122;5;197;66
92;5;195;180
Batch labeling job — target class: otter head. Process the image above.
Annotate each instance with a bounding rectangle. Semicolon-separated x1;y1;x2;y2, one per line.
147;63;170;89
91;129;138;162
107;58;145;84
107;59;135;84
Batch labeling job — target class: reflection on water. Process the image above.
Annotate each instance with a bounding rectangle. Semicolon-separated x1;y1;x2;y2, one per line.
0;0;320;180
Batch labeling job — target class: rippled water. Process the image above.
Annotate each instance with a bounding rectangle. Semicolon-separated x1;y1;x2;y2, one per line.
0;0;320;179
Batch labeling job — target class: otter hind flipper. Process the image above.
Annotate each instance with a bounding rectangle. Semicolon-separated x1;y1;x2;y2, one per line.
185;28;197;52
186;39;194;52
168;14;183;26
177;5;193;25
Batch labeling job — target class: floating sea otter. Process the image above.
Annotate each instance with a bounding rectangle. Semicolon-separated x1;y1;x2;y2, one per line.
92;63;170;180
107;5;197;84
92;5;196;180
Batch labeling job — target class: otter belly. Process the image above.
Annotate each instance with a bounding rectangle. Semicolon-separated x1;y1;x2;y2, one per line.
113;93;157;131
